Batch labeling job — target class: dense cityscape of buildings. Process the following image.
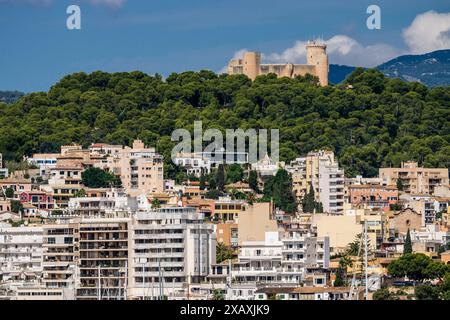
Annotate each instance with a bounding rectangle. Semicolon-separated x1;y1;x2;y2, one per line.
0;140;449;300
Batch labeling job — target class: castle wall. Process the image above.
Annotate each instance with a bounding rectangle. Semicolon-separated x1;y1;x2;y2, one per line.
226;42;329;86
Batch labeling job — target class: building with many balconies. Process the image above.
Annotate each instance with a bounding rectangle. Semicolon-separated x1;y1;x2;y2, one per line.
130;207;216;300
379;161;448;195
286;150;345;213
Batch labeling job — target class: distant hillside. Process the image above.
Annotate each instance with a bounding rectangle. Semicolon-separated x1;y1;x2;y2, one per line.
378;49;450;88
329;64;357;84
0;91;24;104
329;50;450;87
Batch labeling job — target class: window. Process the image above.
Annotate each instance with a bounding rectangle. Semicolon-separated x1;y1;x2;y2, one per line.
47;238;56;244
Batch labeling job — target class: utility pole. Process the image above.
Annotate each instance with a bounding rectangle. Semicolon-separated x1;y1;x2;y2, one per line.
97;264;101;300
364;220;368;300
158;258;163;300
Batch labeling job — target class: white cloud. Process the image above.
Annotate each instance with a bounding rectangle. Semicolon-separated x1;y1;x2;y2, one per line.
232;10;450;67
218;48;247;74
265;35;404;67
403;10;450;54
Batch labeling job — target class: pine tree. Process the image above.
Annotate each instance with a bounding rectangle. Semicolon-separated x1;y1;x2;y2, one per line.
396;178;404;191
199;170;206;190
216;164;225;191
302;184;316;213
334;267;345;287
404;229;413;254
249;170;259;193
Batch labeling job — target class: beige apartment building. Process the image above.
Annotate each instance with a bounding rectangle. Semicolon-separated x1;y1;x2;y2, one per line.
104;140;164;197
48;145;105;208
238;202;278;245
227;40;329;86
379;161;449;195
286;150;345;214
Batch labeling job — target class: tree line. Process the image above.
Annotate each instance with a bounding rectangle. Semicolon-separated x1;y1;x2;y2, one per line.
0;68;448;179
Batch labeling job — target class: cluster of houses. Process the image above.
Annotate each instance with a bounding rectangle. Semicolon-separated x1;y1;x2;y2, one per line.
0;141;449;300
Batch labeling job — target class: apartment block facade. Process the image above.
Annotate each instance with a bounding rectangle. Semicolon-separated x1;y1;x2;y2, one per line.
286;150;345;214
379;161;449;195
130;207;216;299
104;140;164;197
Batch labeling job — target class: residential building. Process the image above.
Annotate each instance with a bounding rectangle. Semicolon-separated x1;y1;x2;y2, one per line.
76;216;131;300
379;161;449;195
0;178;32;200
104;140;164;197
0;199;11;213
348;184;398;212
0;153;8;179
286;150;345;213
26;153;58;178
19;190;55;212
254;286;355;300
312;214;363;253
201;149;248;168
42;222;79;300
130;207;216;299
250;154;283;176
410;224;450;255
0;226;44;288
227;41;329;86
88;143;122;157
238;202;278;245
213;197;245;222
216;222;238;247
67;189;138;217
173;152;211;177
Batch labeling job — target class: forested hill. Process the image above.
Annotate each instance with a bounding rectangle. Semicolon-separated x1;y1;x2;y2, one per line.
0;68;449;178
0;91;24;104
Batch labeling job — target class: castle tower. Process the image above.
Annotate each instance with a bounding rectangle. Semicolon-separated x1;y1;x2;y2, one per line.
306;41;329;86
243;51;261;81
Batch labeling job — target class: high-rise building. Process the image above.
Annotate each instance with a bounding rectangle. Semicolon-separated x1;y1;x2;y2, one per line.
42;223;79;299
286;150;345;214
130;207;216;299
76;216;131;300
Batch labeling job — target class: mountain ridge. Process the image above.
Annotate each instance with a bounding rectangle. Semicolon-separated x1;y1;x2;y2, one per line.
329;49;450;87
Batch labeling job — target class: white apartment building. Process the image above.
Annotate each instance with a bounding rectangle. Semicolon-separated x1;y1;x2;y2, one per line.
227;230;330;300
251;154;284;176
26;153;58;178
67;189;138;217
41;223;79;299
280;230;329;285
174;152;211;177
130;207;216;300
0;226;44;289
286;150;345;213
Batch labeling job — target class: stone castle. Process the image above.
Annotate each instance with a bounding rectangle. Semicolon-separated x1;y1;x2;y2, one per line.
227;40;328;86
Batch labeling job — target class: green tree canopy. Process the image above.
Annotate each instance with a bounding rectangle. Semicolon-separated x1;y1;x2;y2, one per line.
81;167;122;188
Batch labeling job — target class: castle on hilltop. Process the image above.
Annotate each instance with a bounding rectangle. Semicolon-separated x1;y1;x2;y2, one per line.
227;40;329;86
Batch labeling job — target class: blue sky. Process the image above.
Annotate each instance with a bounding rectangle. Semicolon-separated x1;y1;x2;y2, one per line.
0;0;449;92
